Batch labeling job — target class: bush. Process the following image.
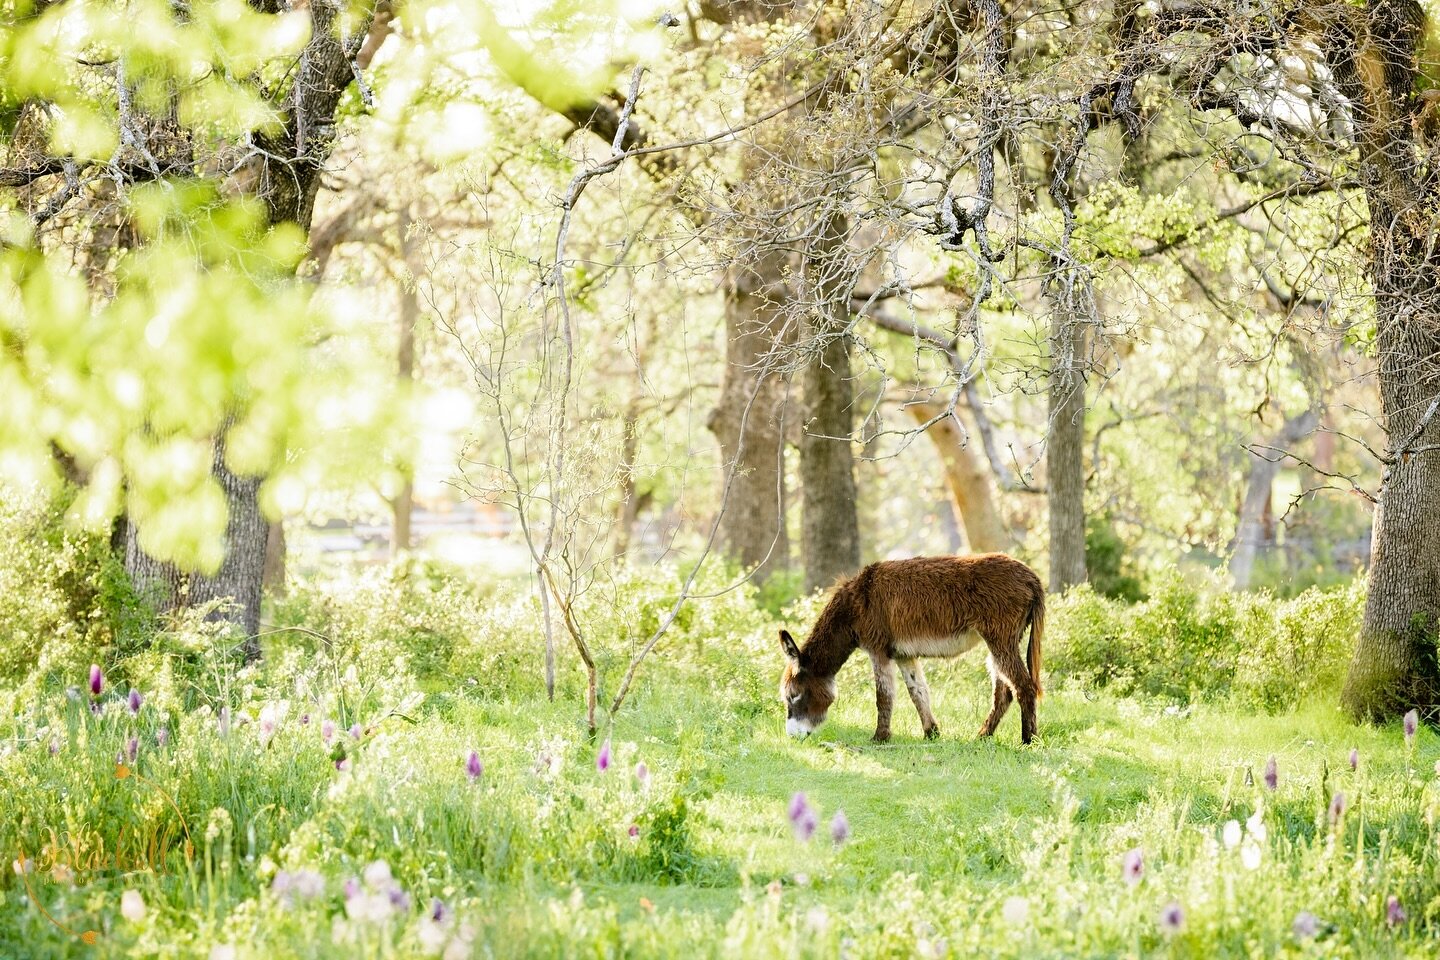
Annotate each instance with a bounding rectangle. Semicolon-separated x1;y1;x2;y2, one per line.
0;484;145;699
1048;571;1363;710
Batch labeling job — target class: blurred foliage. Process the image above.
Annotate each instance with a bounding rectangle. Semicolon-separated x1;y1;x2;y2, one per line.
1048;572;1364;712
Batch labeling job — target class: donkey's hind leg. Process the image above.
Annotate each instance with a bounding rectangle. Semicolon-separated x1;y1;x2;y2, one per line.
987;635;1039;744
977;653;1013;738
897;658;940;740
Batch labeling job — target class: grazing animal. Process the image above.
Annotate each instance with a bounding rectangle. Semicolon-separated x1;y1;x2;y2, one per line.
779;553;1045;744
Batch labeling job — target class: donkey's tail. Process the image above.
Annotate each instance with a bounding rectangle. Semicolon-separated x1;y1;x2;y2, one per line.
1027;593;1045;700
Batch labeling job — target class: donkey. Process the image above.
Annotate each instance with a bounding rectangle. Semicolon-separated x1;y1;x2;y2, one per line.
779;553;1045;744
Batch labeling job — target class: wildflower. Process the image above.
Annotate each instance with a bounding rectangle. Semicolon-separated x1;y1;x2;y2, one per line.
1404;709;1419;744
127;689;142;716
300;713;311;726
419;915;449;954
349;723;362;740
292;870;324;899
1221;820;1241;849
322;719;336;745
466;751;483;782
1158;901;1184;934
432;899;449;923
258;709;279;749
126;737;138;763
89;664;104;698
1349;748;1359;771
120;889;146;922
628;824;640;839
1328;791;1346;827
830;810;850;846
1386;895;1406;927
1122;848;1144;885
1240;840;1262;870
335;757;351;772
218;706;230;739
387;886;411;912
156;727;169;748
1263;756;1278;791
596;739;612;773
634;761;649;787
1246;807;1267;843
788;792;818;842
362;860;392;890
1002;895;1030;926
1292;911;1320;939
48;738;60;756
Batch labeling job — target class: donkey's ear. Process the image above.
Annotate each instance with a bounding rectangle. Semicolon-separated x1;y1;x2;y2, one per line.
779;629;801;660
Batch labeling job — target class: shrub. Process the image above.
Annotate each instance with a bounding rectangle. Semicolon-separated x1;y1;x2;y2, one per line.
1048;571;1363;710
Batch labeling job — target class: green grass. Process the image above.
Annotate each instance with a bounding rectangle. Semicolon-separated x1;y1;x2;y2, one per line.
4;643;1440;959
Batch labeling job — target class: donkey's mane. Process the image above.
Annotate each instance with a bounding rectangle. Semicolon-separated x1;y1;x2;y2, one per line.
800;573;867;678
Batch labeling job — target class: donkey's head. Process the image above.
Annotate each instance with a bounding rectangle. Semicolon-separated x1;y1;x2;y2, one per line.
779;629;836;738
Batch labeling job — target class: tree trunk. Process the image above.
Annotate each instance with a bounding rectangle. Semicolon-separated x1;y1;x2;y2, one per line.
707;248;792;582
392;268;418;559
800;211;861;593
187;435;267;657
262;520;287;597
1338;0;1440;720
1231;409;1318;590
1047;299;1088;592
907;402;1010;554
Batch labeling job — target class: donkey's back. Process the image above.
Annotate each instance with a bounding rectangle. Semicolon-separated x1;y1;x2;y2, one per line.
857;553;1043;657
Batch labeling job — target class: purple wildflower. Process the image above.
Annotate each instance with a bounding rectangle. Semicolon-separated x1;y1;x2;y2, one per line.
156;727;169;748
48;738;60;756
126;737;138;762
344;877;360;900
1349;748;1359;772
1328;791;1346;827
89;664;104;697
387;886;410;912
628;824;640;839
466;750;483;781
1404;709;1418;744
322;719;336;745
1158;901;1184;934
336;757;351;772
596;739;612;773
1263;756;1278;791
830;810;850;846
1292;911;1319;939
634;761;650;787
1387;895;1406;927
348;724;362;740
127;689;142;716
431;898;448;923
300;713;310;726
788;793;818;842
1122;848;1144;885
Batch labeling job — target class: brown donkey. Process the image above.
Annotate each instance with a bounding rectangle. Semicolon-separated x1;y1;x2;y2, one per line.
779;553;1045;744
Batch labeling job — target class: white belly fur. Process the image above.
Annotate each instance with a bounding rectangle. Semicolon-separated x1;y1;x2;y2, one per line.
892;629;984;658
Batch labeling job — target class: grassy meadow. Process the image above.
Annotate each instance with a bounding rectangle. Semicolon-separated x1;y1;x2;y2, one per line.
3;539;1440;959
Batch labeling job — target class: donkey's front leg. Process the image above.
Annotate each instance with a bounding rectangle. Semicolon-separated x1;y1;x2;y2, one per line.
870;652;895;742
897;657;940;740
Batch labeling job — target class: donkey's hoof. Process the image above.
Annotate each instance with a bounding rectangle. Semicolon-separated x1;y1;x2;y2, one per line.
871;730;891;743
924;726;941;741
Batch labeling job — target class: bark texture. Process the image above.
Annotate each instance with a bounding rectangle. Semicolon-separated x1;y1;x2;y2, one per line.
707;248;792;582
800;211;861;592
1230;409;1319;590
907;402;1010;553
1046;305;1087;592
1336;0;1440;720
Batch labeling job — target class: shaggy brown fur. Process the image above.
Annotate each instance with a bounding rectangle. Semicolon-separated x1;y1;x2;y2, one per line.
779;553;1045;744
